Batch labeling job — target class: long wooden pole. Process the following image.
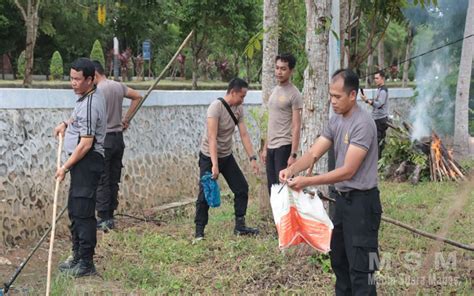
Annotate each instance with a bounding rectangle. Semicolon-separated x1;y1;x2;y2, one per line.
307;190;474;252
128;30;194;122
46;135;63;296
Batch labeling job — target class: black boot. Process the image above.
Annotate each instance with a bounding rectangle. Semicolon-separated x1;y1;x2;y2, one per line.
58;252;79;272
67;259;97;277
234;216;259;236
194;224;205;241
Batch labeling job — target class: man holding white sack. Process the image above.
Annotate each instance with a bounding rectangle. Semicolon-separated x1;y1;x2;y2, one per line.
280;69;381;296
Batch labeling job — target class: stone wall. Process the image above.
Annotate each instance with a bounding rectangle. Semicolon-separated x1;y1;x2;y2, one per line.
0;88;413;246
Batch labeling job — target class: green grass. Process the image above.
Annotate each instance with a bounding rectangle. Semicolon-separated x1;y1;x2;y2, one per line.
50;179;472;294
0;79;262;90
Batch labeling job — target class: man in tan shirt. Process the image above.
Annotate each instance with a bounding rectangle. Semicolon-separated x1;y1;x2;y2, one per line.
262;53;303;194
195;78;259;240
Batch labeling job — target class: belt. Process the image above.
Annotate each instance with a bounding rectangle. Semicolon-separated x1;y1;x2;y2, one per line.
335;187;378;197
106;131;122;136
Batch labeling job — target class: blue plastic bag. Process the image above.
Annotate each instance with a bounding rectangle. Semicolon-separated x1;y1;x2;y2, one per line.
201;172;221;208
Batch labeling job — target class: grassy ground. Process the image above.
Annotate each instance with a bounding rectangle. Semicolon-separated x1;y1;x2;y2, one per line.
0;79;260;90
42;177;473;295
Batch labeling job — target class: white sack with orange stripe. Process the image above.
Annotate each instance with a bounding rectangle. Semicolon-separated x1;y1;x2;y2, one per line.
270;184;333;253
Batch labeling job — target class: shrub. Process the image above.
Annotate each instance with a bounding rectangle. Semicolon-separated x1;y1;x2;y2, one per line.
90;39;105;68
17;50;26;80
49;51;64;80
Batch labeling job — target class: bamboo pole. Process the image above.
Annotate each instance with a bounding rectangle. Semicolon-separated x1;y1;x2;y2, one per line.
311;190;474;252
46;135;63;296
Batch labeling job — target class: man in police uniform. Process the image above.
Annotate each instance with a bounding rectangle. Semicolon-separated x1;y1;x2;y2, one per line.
280;69;381;295
92;60;142;231
361;70;389;159
262;53;303;194
54;58;106;277
195;78;260;240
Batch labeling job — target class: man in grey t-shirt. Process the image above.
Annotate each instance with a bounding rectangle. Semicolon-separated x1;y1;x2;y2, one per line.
262;53;303;195
361;70;389;159
280;69;381;295
195;78;259;240
92;61;142;231
54;58;106;277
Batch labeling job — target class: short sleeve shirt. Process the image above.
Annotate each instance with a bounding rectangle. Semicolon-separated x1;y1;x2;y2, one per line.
200;99;243;158
267;83;303;149
97;79;128;132
64;87;106;157
321;106;378;191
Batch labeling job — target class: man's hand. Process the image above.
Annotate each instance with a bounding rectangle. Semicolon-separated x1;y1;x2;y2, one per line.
251;159;259;175
360;93;368;102
211;164;219;179
287;155;296;167
260;149;267;165
54;122;66;138
287;176;308;191
279;168;292;183
122;117;130;130
55;166;67;182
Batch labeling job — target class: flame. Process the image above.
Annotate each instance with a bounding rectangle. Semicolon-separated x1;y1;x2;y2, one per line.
431;134;442;165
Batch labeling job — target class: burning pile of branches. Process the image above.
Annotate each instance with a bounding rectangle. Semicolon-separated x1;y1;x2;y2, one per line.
428;134;467;182
381;114;468;184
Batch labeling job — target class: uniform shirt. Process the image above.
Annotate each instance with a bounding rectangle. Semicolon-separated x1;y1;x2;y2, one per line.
64;87;106;157
371;85;388;120
97;79;128;132
267;83;304;149
321;106;378;192
200;99;244;158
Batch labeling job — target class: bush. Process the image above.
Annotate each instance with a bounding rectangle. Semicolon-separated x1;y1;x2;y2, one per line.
17;50;26;80
49;51;64;80
90;39;105;68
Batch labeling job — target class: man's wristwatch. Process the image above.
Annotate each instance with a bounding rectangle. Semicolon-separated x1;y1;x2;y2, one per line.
249;155;257;162
291;153;297;159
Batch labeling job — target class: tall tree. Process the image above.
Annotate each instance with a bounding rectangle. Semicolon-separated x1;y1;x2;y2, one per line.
14;0;41;87
401;27;413;87
454;0;473;157
377;36;385;69
262;0;279;103
302;0;331;172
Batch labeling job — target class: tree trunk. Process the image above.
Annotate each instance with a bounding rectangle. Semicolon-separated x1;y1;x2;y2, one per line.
15;0;40;88
453;0;474;158
365;52;373;88
402;27;413;88
262;0;278;104
258;0;279;216
302;0;331;173
339;0;350;68
377;36;385;70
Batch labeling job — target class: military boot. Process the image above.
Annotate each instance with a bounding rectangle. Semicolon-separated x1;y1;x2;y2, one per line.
67;259;97;277
234;216;259;236
58;252;79;272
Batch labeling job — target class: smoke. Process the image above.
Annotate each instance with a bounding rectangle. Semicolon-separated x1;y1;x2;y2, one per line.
404;0;468;141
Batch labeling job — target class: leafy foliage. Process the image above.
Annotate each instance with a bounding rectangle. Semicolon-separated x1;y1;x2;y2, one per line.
49;50;63;80
90;39;105;68
17;51;26;80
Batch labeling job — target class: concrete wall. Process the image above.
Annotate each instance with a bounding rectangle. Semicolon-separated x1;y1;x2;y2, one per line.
0;88;414;246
